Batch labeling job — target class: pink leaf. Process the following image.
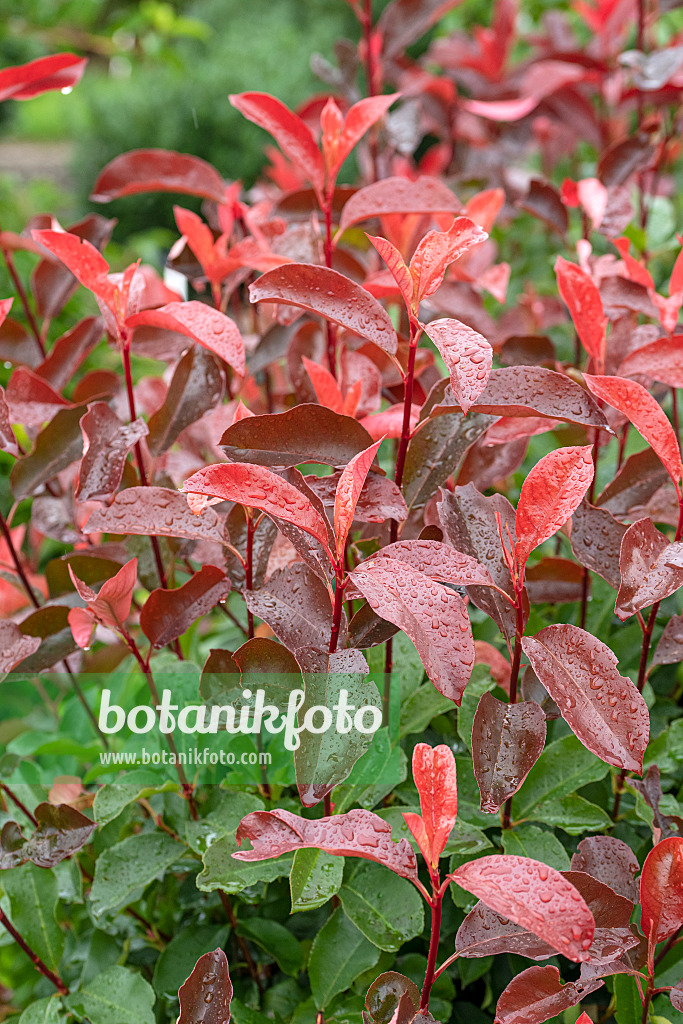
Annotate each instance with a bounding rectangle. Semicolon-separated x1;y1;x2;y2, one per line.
423;318;492;414
618;334;683;388
333;439;383;557
234;807;418;881
0;297;13;330
0;53;87;103
372;539;497;588
90;149;226;204
640;836;683;945
514;446;594;571
521;624;649;773
31;230;119;322
302;356;344;413
126;301;245;376
366;234;414;311
555;257;607;372
339;175;461;233
407;743;457;868
182;463;333;559
229;92;324;198
584;373;682;493
449;856;595;962
249;264;397;354
67;607;95;650
359;404;420;440
409;217;488;304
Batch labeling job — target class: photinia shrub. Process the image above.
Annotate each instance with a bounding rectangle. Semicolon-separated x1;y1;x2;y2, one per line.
1;2;683;1023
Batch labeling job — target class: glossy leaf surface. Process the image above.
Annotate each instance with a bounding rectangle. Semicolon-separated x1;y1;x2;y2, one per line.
472;692;546;813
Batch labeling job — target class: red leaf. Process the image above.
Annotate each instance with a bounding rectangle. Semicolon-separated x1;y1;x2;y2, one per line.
141;566;231;648
323;94;399;180
406;743;457;868
350;557;474;703
334;439;383;557
571;837;640;902
76;403;147;502
182;463;333;559
245;564;338;652
469;367;610;432
249;264;397;354
305;470;407;524
0;622;41;676
514;446;594;571
494;965;602;1024
640;836;683;945
378;0;465;58
0;386;18;457
472;692;546;813
234;807;419;881
555;257;607;372
0;297;13;329
68;558;137;638
366;234;414;311
31;230;119;322
521;624;649;773
339;175;461;233
613;237;654;291
570;500;627;590
409;217;487;304
301;356;344;413
360;404;420;440
423;318;492;414
456;902;557;961
5;366;71;427
615;518;683;620
449;856;595;962
84;486;229;545
0;53;87;103
462;96;538;122
90;149;225;204
177;949;232;1024
584;373;682;492
229;92;324;198
372;539;497;588
619;334;683;387
127;302;245;376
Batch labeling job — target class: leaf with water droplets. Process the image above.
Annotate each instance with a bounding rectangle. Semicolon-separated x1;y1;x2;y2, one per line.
127;302;245;376
652;611;683;669
615;517;683;620
84;487;228;544
182;463;333;560
570;500;627;590
618;334;683;387
249;264;398;355
140;565;230;649
350;558;474;705
147;344;224;457
409;218;487;304
570;837;640;902
468;367;610;432
177;948;232;1024
233;807;419;881
367;234;414;311
0;52;87;102
339;175;461;233
246;564;340;654
584;373;682;492
5;366;71;427
455;901;557;961
404;743;457;868
640;836;683;944
365;972;420;1024
0;622;41;678
450;855;595;962
555;257;607;372
423;319;492;414
31;229;119;318
494;965;603;1024
372;539;496;588
76;402;148;501
305;470;407;525
0;802;96;870
90;149;226;203
515;446;594;571
472;692;546;814
596;447;668;518
334;440;383;558
521;624;649;773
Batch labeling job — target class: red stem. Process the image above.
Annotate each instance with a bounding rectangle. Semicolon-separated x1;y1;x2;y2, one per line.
579;429;600;630
328;568;346;655
0;236;45;356
0;782;38;826
0;906;68;994
323;199;338;377
245;512;255;641
420;883;443;1012
502;585;526;830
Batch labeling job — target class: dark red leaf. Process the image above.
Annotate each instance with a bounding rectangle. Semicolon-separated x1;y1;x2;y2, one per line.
596;447;668;518
561;871;634;929
146;345;224;457
350;557;474;704
234;807;419;881
0;803;95;870
0;386;18;457
515;446;594;571
652;612;683;669
76;403;147;502
90;149;225;204
141;566;230;648
525;558;586;604
244;564;338;652
570;501;627;590
127;302;245;376
0;621;41;677
519;180;569;236
0;53;87;102
378;0;465;58
403;407;493;514
629;765;683;841
521;625;649;773
304;470;408;524
456;902;557;961
84;487;229;544
339;176;461;233
177;949;232;1024
598;132;655;188
584;373;682;492
494;965;602;1024
555;257;607;372
615;517;683;620
5;366;71;427
423;319;492;414
472;692;546;813
468;367;610;432
219;404;375;468
365;973;420;1024
449;856;595;961
571;837;641;903
249;264;397;354
36;317;103;391
373;539;497;588
619;334;683;387
640;837;683;944
404;743;457;867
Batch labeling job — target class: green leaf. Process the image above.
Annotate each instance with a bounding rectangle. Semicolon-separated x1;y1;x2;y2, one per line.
308;907;380;1008
238;919;303;976
513;735;609;818
67;966;155;1024
18;996;64;1024
184;791;264;855
153;923;229;997
501;825;571;870
92;772;179;825
332;728;405;814
290;848;343;913
614;973;643;1024
528;794;611;835
2;864;64;972
89;832;182;920
197;835;293;894
400;685;453;737
338;860;424;952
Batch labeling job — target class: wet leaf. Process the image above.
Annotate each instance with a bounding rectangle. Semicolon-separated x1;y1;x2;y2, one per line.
494;965;602;1024
339;175;461;233
555;257;607;371
570;500;627;589
140;566;231;648
471;693;546;814
127;302;245;376
10;404;86;499
404;743;457;867
334;439;383;557
615;517;683;619
147;345;224;456
640;836;683;944
0;52;87;101
245;564;337;652
84;487;229;544
76;402;148;501
468;367;610;432
177;948;232;1024
0;803;95;870
423;319;492;414
91;149;225;203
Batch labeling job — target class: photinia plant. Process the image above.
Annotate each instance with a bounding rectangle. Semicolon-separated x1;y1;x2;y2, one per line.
1;0;683;1022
